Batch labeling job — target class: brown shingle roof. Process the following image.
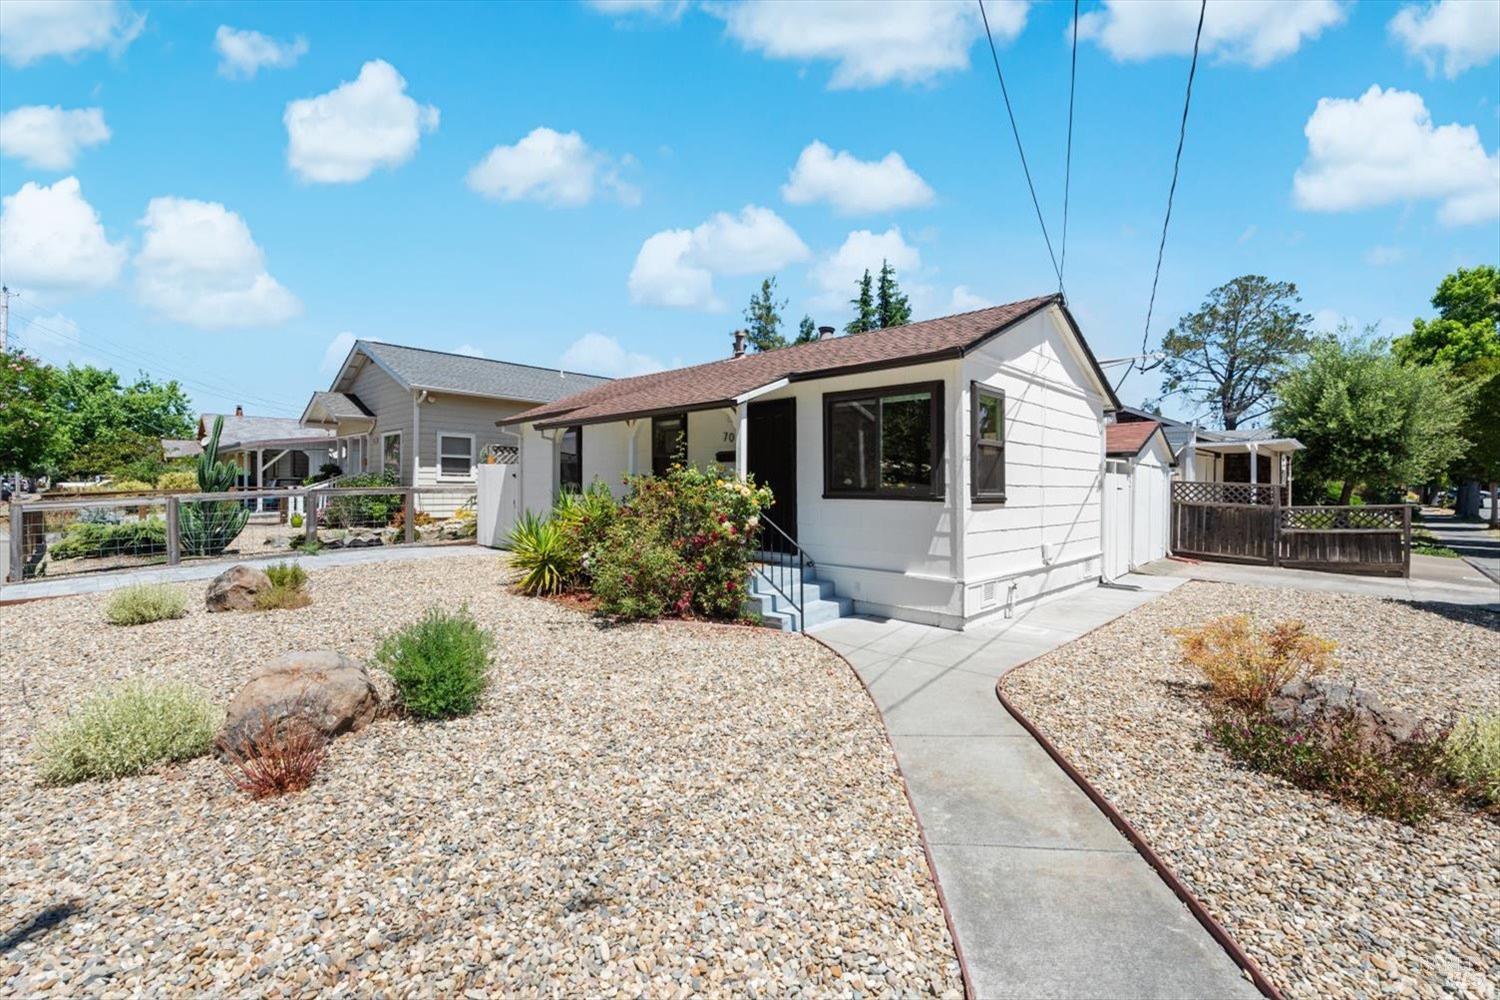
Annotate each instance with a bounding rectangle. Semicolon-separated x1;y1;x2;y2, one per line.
1105;420;1164;457
510;294;1112;428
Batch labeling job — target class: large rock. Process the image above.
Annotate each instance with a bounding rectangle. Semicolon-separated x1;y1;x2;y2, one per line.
221;651;380;754
205;564;272;612
1269;679;1423;747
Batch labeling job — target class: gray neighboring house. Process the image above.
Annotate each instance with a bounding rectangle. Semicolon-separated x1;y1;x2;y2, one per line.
1115;406;1304;499
194;408;336;490
301;340;610;494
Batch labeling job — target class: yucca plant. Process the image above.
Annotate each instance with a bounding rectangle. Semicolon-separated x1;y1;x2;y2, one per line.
179;415;250;557
507;511;577;595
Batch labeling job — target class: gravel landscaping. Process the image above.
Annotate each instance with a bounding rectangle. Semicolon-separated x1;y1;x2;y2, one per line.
1004;581;1499;1000
1;556;960;997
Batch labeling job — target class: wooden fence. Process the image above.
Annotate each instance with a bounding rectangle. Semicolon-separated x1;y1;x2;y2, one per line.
1171;481;1410;578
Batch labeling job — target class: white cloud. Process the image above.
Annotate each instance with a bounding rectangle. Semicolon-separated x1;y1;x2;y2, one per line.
947;285;994;313
560;332;665;377
453;343;486;357
1293;85;1500;226
0;0;144;68
134;196;301;328
629;205;809;310
466;127;638;206
21;311;81;355
1076;0;1345;67
1389;1;1500;78
809;226;921;301
1237;224;1258;244
0;106;109;170
1364;245;1405;266
0;177;125;293
215;25;308;79
781;140;934;215
284;60;439;183
712;0;1024;89
587;0;687;19
320;331;357;374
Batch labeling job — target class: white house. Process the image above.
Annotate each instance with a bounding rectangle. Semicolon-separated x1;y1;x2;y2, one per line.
502;295;1124;629
1102;419;1175;580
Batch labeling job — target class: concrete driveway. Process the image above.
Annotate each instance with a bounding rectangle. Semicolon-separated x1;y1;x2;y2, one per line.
812;577;1259;1000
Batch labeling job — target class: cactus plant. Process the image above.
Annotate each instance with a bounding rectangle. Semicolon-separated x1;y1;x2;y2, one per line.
179;416;250;556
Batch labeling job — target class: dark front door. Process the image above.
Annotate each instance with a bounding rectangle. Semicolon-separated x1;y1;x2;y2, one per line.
747;399;797;541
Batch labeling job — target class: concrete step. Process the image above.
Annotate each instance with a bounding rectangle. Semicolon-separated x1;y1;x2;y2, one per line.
744;569;852;631
749;594;854;632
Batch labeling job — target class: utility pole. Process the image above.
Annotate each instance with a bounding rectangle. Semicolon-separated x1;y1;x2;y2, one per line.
0;285;9;353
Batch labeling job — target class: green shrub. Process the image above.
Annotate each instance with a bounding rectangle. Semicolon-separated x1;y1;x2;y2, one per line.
255;561;311;610
290;512;304;528
1175;615;1336;710
590;521;686;619
322;471;402;528
51;518;168;560
37;680;221;784
508;512;578;596
1443;714;1500;808
104;584;188;626
375;606;494;719
551;481;618;579
265;561;308;590
1209;704;1449;825
155;470;199;492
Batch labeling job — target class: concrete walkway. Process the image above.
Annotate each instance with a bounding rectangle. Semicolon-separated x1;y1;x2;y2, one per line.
1138;551;1498;610
1417;510;1500;586
0;543;494;603
812;577;1259;1000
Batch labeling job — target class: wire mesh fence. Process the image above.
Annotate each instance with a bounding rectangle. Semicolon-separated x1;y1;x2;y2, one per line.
7;486;478;583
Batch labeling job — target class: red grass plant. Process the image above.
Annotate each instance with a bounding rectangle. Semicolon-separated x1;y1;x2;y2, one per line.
219;705;328;799
1174;614;1336;709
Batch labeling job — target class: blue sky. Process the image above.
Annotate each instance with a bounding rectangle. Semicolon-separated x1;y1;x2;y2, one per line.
1;0;1497;425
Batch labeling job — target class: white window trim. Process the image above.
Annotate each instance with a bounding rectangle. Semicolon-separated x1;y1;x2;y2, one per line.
380;431;402;477
436;431;476;481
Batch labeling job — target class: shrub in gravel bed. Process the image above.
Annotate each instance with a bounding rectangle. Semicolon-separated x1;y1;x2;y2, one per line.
51;517;168;560
254;561;311;611
37;680;221;785
104;583;188;626
219;706;329;799
1207;703;1451;824
1176;614;1335;709
1443;713;1500;808
375;606;494;719
508;512;577;596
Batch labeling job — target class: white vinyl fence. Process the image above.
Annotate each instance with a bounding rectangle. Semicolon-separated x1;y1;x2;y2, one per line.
476;463;521;548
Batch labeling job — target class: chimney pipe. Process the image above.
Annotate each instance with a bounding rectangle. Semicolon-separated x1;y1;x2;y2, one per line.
235;405;244;417
817;325;835;341
732;329;747;358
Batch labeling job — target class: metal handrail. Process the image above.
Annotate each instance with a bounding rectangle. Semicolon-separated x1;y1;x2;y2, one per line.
751;513;811;632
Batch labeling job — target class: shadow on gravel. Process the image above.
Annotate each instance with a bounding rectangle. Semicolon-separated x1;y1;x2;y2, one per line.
1391;600;1500;633
0;902;80;953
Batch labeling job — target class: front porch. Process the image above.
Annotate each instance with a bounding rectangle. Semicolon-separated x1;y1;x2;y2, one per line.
1186;437;1302;501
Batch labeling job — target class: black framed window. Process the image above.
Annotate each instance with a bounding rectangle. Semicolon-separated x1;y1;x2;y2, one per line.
971;382;1005;502
823;381;944;499
651;413;687;477
559;425;582;494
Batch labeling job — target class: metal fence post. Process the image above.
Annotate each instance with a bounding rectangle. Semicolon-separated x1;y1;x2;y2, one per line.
404;490;415;545
165;496;181;566
7;502;23;583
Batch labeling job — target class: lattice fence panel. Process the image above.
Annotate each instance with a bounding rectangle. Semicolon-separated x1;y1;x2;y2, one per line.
1280;506;1404;531
1171;481;1287;506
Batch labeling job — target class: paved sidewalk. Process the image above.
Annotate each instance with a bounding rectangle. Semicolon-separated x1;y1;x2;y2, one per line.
812;577;1259;1000
1417;510;1500;586
0;544;496;603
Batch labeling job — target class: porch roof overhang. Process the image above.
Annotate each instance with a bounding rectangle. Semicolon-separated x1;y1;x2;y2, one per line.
220;434;340;453
300;391;376;433
1193;437;1304;454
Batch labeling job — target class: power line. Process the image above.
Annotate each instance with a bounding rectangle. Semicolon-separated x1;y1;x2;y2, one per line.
977;0;1064;296
1059;0;1079;292
1118;0;1206;395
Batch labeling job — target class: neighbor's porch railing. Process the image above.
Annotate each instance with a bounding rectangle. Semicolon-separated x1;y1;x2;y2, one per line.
6;485;478;583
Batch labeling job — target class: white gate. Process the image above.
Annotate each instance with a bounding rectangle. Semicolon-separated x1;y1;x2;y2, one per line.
1102;466;1131;581
476;463;521;548
1131;463;1168;566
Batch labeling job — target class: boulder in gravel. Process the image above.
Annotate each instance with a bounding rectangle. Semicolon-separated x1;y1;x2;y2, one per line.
1270;679;1423;746
205;564;272;612
220;651;380;754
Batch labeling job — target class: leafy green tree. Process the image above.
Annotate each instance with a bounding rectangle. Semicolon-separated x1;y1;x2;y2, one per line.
43;365;194;477
0;350;58;476
845;270;877;335
1274;333;1471;505
743;276;788;352
1393;265;1500;368
794;315;818;345
1160;276;1316;430
875;260;912;329
1453;356;1500;526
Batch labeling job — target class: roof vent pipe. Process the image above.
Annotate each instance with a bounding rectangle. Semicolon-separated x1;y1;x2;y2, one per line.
817;326;835;340
235;405;244;417
732;329;747;358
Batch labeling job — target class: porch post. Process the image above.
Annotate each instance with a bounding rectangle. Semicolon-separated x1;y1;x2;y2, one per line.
626;420;637;476
734;403;748;480
256;449;265;512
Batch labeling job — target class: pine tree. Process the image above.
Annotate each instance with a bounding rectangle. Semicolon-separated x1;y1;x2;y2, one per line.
845;270;878;334
794;315;818;344
875;259;911;328
744;276;788;352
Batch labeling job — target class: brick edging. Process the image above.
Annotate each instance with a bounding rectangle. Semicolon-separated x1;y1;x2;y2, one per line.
996;656;1284;1000
806;632;975;1000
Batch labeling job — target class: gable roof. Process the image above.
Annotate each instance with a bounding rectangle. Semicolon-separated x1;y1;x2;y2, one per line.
307;391;373;419
333;340;611;404
1117;405;1195;455
1106;419;1172;461
199;413;336;450
507;295;1117;429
